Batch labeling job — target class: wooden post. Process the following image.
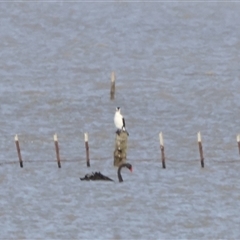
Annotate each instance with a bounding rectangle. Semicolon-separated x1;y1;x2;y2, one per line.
54;134;61;168
15;134;23;168
113;131;128;167
110;71;115;100
159;132;166;168
237;134;240;155
197;132;204;168
84;133;90;167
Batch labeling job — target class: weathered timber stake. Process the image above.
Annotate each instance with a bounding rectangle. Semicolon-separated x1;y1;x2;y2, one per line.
84;133;90;167
54;134;61;168
114;131;128;167
237;134;240;156
110;71;115;100
197;132;204;168
15;134;23;168
159;132;166;168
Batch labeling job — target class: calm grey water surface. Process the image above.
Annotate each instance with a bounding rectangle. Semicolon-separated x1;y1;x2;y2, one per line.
1;2;240;239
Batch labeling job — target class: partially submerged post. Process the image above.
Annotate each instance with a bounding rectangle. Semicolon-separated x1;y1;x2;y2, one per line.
110;71;115;100
15;134;23;168
197;132;204;168
54;134;61;168
237;134;240;156
114;131;128;167
84;133;90;167
159;132;166;168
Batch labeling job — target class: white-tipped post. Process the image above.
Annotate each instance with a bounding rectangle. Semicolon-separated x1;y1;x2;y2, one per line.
237;134;240;155
53;134;61;168
110;71;115;100
84;133;88;142
197;131;201;142
159;132;164;146
15;134;18;141
14;134;23;168
111;71;115;83
197;132;204;168
159;132;166;168
84;133;90;167
54;134;58;142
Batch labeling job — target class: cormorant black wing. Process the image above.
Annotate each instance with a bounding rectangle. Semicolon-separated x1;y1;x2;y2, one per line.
122;117;126;128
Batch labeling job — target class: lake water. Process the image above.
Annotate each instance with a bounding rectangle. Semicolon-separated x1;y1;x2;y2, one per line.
1;2;240;239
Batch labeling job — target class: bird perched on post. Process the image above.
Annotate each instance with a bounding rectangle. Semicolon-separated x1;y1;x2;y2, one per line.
114;107;129;135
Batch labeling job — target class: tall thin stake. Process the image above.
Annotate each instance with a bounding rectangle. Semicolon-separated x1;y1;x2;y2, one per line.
110;71;115;100
84;133;90;167
159;132;166;168
15;134;23;168
197;132;204;168
54;134;61;168
237;134;240;156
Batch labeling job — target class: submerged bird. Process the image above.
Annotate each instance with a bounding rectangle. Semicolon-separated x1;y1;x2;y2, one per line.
114;107;129;135
80;163;133;183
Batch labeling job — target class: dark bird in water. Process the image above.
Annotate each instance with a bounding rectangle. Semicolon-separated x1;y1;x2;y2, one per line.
80;172;114;181
80;163;133;183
